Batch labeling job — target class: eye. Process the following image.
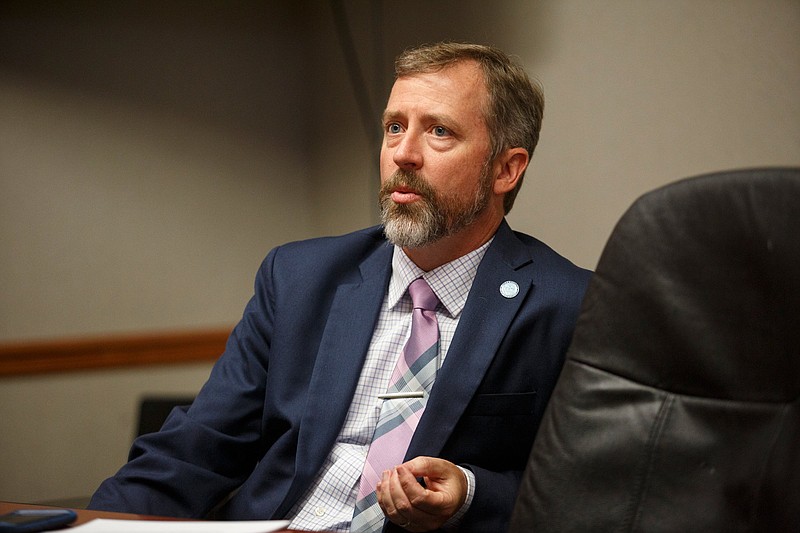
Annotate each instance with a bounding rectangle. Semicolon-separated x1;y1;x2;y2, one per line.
386;122;403;134
432;125;450;137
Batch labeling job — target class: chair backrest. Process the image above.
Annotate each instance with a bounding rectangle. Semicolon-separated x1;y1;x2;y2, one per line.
509;168;800;532
136;395;195;438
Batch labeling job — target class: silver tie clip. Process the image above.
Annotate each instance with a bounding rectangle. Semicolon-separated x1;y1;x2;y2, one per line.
377;391;425;399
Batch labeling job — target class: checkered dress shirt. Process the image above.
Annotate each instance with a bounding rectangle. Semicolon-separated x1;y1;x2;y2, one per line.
286;240;491;531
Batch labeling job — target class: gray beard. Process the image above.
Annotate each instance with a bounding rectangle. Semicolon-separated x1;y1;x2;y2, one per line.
381;199;447;248
379;168;491;249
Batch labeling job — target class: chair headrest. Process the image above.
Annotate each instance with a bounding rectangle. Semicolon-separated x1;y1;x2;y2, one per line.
570;167;800;401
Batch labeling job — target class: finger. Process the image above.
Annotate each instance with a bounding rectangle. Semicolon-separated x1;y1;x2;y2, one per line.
403;455;454;484
395;463;429;501
396;461;450;512
400;455;436;479
386;467;413;515
392;466;442;531
377;469;399;516
379;469;418;530
395;458;468;524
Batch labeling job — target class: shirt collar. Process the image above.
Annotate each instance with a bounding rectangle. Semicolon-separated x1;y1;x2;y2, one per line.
388;238;493;318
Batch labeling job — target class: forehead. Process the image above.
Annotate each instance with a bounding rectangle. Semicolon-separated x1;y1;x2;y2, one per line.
385;61;488;124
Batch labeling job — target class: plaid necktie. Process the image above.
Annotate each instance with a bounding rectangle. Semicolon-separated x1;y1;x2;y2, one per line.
351;278;440;532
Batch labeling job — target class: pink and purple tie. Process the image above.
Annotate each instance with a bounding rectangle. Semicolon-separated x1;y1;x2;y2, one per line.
351;278;440;532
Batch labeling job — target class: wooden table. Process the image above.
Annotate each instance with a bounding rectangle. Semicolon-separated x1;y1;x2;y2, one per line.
0;501;309;530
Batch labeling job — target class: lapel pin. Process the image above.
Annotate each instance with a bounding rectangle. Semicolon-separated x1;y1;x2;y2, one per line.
499;280;520;299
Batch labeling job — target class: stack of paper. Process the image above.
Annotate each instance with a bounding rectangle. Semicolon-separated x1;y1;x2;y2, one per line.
70;518;291;532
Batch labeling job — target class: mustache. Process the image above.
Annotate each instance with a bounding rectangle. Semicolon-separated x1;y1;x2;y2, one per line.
379;169;436;201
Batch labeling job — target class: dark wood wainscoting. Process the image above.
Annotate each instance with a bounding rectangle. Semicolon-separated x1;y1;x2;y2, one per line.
0;328;232;377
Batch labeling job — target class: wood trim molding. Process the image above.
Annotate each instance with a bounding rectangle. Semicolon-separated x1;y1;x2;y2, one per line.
0;327;232;377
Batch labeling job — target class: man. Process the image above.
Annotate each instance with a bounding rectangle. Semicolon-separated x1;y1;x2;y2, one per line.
89;42;591;532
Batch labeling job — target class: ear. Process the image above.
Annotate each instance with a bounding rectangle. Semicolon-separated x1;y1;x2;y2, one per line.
493;147;529;195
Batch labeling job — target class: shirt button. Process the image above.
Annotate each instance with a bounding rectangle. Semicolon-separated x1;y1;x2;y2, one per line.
314;506;326;517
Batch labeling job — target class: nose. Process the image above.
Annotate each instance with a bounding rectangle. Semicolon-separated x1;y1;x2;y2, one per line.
392;132;423;170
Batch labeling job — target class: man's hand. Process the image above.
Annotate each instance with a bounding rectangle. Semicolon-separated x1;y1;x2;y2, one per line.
375;456;468;532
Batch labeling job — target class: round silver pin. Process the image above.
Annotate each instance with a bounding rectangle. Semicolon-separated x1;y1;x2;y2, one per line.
499;280;520;299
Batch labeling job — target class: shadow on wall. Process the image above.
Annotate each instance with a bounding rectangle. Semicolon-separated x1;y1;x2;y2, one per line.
0;2;316;148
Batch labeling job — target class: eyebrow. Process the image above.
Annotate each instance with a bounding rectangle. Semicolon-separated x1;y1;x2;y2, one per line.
381;110;401;123
381;109;460;129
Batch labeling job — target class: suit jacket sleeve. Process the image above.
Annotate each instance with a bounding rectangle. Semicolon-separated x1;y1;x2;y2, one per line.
88;226;391;519
88;247;280;517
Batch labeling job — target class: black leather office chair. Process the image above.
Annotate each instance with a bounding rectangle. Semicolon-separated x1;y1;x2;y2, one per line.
509;168;800;532
136;395;195;437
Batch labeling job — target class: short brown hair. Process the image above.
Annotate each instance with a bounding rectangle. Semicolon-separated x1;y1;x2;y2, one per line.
395;42;544;213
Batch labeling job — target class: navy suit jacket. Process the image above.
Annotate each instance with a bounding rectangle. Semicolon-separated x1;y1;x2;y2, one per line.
89;220;591;532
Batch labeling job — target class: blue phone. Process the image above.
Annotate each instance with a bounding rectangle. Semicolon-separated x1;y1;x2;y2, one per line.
0;510;77;532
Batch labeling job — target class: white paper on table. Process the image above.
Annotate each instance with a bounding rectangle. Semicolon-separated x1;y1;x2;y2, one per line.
69;518;291;532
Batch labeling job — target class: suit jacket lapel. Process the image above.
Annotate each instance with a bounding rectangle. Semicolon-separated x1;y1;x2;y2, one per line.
406;220;535;459
291;244;393;486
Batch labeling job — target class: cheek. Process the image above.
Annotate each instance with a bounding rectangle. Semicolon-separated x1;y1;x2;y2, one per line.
379;147;393;182
438;163;483;199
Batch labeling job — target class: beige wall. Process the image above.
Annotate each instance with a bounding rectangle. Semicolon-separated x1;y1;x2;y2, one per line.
505;1;800;267
1;0;798;504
